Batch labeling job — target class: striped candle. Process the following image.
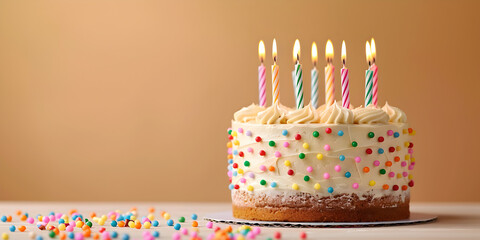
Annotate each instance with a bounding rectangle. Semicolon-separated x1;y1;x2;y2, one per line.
293;39;304;109
340;41;350;108
371;38;378;106
324;40;335;106
258;40;266;107
292;70;298;107
272;39;280;105
311;42;319;109
365;41;373;106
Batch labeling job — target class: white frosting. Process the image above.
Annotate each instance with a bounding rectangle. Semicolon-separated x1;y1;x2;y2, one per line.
382;102;408;123
353;105;389;124
233;104;265;123
319;101;354;124
255;103;287;124
286;103;320;124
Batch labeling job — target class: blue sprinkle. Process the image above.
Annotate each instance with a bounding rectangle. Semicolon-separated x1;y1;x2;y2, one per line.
328;187;334;193
167;219;174;226
394;132;400;138
339;155;345;161
111;220;117;227
152;220;159;227
241;229;250;235
233;171;238;177
191;213;198;220
345;172;351;178
282;130;288;136
122;234;130;240
116;216;124;221
59;219;65;224
152;231;160;238
1;216;7;222
270;182;277;188
228;184;234;190
227;165;232;171
338;130;344;136
36;236;43;240
68;232;74;239
9;225;15;232
49;212;55;216
111;231;118;238
228;159;233;164
378;148;384;154
24;213;28;217
233;150;238;155
173;223;181;230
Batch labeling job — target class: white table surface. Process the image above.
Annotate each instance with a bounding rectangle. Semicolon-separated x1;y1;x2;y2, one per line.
0;202;478;240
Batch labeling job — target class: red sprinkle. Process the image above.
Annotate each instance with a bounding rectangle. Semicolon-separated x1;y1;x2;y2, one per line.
274;232;282;239
255;136;262;142
234;184;240;189
232;163;238;169
408;180;414;187
259;150;266;156
325;128;332;134
389;147;395;152
366;148;373;154
300;232;307;239
295;134;302;140
409;142;414;148
99;227;106;233
378;136;384;142
228;136;234;140
214;226;221;232
287;169;294;176
392;185;399;191
238;152;244;157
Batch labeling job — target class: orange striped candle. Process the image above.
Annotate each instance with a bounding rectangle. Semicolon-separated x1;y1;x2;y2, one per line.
272;39;279;105
324;40;335;106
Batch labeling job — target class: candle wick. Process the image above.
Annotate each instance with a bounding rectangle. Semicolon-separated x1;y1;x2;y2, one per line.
342;59;345;66
274;56;277;62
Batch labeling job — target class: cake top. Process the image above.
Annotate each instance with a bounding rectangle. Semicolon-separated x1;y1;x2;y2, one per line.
234;101;407;125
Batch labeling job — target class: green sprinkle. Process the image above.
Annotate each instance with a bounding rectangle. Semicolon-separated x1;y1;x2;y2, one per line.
312;131;320;138
269;141;276;147
379;169;386;175
299;153;306;159
304;175;310;182
352;141;358;147
228;129;232;135
179;217;185;222
244;161;250;167
260;180;266;185
368;132;375;138
86;221;92;227
49;231;56;238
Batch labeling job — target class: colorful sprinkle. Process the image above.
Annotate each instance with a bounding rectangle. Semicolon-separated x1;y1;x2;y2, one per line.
323;172;330;179
363;167;370;173
345;172;351;178
274;151;282;158
282;130;288;136
369;180;376;186
334;165;341;172
269;141;276;147
387;130;393;136
327;187;334;193
303;176;310;182
351;141;358;147
255;136;262;142
260;180;266;186
259;165;267;172
287;169;294;176
373;160;380;166
316;153;323;160
312;131;319;138
366;148;373;154
284;160;291;167
378;148;384;154
324;144;331;151
302;143;309;149
270;182;277;188
325;128;332;134
338;130;344;136
380;169;386;175
314;183;321;190
292;184;299;190
339;155;345;161
394;132;400;138
368;132;375;138
295;134;302;140
352;183;359;189
246;131;252;136
306;166;313;172
355;156;361;163
283;142;290;147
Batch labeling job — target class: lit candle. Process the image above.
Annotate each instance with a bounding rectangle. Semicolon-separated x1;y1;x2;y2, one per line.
370;38;378;106
258;40;267;107
292;51;297;108
325;40;335;106
293;39;304;109
340;41;350;109
311;42;319;109
272;39;280;105
365;41;373;106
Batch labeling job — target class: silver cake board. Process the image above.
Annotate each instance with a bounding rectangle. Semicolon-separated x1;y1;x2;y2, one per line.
204;211;437;228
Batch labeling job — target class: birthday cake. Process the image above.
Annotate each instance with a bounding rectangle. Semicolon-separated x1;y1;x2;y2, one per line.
226;39;416;222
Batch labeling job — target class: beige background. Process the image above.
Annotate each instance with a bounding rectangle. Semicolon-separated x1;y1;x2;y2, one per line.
0;0;479;202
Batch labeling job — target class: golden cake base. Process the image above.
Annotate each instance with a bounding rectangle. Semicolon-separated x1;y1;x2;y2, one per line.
232;190;410;222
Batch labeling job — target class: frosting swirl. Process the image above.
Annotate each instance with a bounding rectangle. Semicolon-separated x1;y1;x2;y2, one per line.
286;103;320;124
233;104;265;123
353;105;389;124
319;101;354;124
256;103;287;124
316;104;327;116
382;102;407;123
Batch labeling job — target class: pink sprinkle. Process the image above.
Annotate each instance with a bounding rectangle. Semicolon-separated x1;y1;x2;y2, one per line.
306;166;313;173
227;171;232;178
274;151;282;158
389;172;395;178
207;233;215;240
240;178;246;183
248;172;255;179
352;183;359;189
252;227;261;235
283;142;290;147
355;157;361;163
238;128;244;133
247;231;256;239
66;225;74;232
206;221;213;229
75;233;84;240
227;148;233;154
259;165;267;172
27;217;34;224
403;171;408;177
387;130;393;136
43;216;50;223
247;147;254;153
246;131;252;136
334;165;341;172
324;144;331;151
408;149;413;154
373;160;380;166
190;231;198;238
409;165;414;170
172;232;181;240
49;215;56;221
55;213;62;219
401;161;407;167
323;173;330;179
181;228;188;235
101;231;109;239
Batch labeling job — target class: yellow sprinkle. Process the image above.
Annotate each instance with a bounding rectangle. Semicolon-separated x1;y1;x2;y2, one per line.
98;219;105;226
232;131;237;137
75;221;82;228
237;236;245;240
303;143;309;149
316;153;323;160
130;215;137;221
58;224;66;231
164;213;170;220
147;214;154;221
284;160;291;167
2;233;9;240
411;157;415;162
128;221;135;228
405;154;410;160
412;130;416;135
38;216;43;221
404;141;409;147
369;180;376;186
101;215;107;221
227;142;232;148
408;174;413;180
144;221;151;229
314;183;321;190
397;173;403;178
247;185;254;191
292;183;299;190
233;140;240;146
237;168;244;174
396;146;401;151
403;129;408;134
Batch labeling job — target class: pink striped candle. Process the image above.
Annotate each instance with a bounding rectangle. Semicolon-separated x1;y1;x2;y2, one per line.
371;38;378;106
340;40;350;108
258;41;266;107
324;40;335;106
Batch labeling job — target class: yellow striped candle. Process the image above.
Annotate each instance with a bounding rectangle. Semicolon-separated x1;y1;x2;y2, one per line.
324;40;335;106
272;39;280;105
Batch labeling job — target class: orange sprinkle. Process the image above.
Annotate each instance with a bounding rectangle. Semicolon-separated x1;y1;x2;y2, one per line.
117;221;125;227
363;167;370;173
130;207;137;212
6;216;12;222
69;209;78;216
93;233;100;240
89;212;96;219
383;184;389;190
408;128;413;133
385;161;392;167
135;222;142;229
148;207;155;213
18;226;26;232
268;166;276;172
83;229;91;237
59;233;66;240
402;185;408;191
394;156;400;162
53;228;60;235
226;225;233;232
192;221;198;227
20;215;27;221
82;225;90;231
16;210;22;216
160;211;166;217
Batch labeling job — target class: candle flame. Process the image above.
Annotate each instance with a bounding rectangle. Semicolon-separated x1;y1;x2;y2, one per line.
341;40;346;66
366;41;372;66
272;39;277;62
370;38;376;62
325;39;333;63
258;40;265;63
293;39;301;64
311;42;318;66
